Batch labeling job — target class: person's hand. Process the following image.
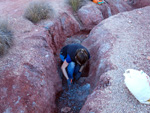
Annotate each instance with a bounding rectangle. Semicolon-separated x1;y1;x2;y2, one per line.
75;72;81;81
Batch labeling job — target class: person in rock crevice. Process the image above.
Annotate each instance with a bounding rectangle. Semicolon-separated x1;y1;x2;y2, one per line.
60;43;90;87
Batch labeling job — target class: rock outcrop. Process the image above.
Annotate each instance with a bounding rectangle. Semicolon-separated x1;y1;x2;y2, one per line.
77;3;104;30
0;0;80;112
127;0;150;8
46;12;80;54
0;27;62;113
77;0;132;30
0;0;150;113
80;6;150;113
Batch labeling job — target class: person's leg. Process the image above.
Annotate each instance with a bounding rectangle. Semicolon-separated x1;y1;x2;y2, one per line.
74;64;81;81
67;62;75;80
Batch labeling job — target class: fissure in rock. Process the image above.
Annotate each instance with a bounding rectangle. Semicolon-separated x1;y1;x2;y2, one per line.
54;33;111;113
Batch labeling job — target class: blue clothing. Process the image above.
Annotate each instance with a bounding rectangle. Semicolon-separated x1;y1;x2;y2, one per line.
60;54;80;79
60;44;90;80
60;44;90;63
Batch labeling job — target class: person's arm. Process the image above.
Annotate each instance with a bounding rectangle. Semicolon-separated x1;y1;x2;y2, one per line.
79;65;85;72
61;60;69;80
79;61;88;72
75;63;86;81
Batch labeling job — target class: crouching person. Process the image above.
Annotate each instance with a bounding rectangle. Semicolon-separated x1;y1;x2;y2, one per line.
60;43;90;88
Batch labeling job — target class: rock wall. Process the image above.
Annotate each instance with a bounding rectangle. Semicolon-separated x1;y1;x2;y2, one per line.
77;0;132;30
46;12;80;54
127;0;150;8
0;0;81;112
0;0;149;113
0;27;62;113
80;6;150;113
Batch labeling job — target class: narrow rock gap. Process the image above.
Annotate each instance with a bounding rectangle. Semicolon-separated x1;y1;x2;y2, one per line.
55;55;91;113
54;31;111;113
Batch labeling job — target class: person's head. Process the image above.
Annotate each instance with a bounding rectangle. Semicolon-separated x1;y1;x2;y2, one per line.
75;48;88;65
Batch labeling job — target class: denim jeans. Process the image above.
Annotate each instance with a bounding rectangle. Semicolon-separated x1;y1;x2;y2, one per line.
60;54;80;80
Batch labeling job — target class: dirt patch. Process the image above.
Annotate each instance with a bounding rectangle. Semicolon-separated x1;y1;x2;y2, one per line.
56;79;91;113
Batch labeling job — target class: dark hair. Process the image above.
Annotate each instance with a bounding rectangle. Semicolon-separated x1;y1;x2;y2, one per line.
75;48;88;65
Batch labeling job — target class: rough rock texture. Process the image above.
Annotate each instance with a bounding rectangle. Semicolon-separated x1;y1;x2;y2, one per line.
80;6;150;113
1;0;150;112
126;0;150;8
77;3;104;30
100;0;133;16
0;0;77;113
46;12;80;54
77;0;132;30
0;27;62;113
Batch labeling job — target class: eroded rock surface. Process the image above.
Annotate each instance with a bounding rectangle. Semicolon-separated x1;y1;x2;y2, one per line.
126;0;150;8
0;0;79;112
80;6;150;113
77;0;132;30
77;3;104;30
0;28;62;113
0;0;150;113
46;12;80;54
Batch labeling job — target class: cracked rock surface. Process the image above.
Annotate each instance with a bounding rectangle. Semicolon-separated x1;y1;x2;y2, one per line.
80;6;150;113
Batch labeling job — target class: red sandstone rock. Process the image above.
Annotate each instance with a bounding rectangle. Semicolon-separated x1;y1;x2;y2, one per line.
46;12;80;54
0;0;67;112
0;0;150;113
77;3;104;30
102;0;133;16
81;6;150;113
0;28;62;113
77;0;132;30
0;0;80;112
126;0;150;8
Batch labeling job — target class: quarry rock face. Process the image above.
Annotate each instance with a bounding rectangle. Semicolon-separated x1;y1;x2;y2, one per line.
80;6;150;113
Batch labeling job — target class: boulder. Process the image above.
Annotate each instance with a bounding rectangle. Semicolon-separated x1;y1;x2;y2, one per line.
80;6;150;113
46;12;80;54
0;0;81;112
0;28;62;113
77;0;132;30
126;0;150;8
101;0;133;16
77;3;104;30
0;0;65;112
